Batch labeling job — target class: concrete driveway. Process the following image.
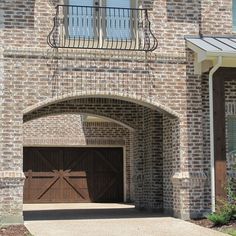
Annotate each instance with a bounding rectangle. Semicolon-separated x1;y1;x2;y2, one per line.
24;203;227;236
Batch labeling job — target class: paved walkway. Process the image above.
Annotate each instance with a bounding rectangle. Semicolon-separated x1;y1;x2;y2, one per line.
24;204;227;236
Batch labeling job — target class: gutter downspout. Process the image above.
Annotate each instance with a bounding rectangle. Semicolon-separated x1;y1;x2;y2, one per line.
209;56;222;213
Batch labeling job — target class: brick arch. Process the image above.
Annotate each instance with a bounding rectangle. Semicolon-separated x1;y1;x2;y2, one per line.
22;96;180;212
25;111;134;131
23;93;180;119
23;96;178;131
23;97;149;129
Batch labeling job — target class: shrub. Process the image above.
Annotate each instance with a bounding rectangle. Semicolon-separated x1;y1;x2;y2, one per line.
224;203;236;220
208;196;236;226
207;212;231;226
207;164;236;226
217;198;236;219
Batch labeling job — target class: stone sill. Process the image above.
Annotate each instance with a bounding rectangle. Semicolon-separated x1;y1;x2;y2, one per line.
2;46;187;64
0;171;25;179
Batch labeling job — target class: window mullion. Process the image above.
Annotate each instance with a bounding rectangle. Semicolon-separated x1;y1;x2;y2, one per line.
98;0;103;48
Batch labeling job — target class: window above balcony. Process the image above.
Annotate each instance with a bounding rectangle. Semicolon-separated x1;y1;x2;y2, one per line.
47;1;158;51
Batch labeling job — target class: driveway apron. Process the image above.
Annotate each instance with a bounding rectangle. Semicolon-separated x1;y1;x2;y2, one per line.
24;203;227;236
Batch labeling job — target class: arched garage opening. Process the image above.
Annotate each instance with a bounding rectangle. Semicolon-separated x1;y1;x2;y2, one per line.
23;113;133;204
22;96;180;215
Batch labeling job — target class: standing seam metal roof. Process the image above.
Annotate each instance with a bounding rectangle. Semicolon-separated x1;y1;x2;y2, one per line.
185;36;236;53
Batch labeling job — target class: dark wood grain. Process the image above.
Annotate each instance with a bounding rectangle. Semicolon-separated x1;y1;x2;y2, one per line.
23;147;123;203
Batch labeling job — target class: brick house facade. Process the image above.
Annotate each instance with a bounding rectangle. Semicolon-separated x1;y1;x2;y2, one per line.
0;0;236;225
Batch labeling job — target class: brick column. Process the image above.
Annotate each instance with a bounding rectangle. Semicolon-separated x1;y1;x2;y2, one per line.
0;172;24;225
133;109;163;212
172;172;207;219
133;129;144;209
169;54;208;219
0;113;24;225
143;110;163;210
0;50;24;225
171;109;207;219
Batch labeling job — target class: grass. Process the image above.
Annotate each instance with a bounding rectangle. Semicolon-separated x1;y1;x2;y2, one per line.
221;228;236;236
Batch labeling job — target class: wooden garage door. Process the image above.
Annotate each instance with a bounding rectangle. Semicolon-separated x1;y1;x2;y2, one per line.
23;147;123;203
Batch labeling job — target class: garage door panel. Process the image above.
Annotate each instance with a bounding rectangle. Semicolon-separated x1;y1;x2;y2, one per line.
93;173;123;202
36;177;61;202
24;148;61;172
68;177;89;188
62;178;91;202
64;149;93;172
23;147;123;203
93;150;119;172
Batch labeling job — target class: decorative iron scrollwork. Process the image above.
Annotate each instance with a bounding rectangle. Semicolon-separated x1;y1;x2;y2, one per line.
48;5;158;51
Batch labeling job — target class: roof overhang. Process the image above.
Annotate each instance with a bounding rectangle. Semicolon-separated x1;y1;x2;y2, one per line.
185;36;236;74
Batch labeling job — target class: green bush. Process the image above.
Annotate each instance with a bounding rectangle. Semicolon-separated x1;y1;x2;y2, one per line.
207;212;231;226
207;166;236;227
207;197;236;226
224;203;236;219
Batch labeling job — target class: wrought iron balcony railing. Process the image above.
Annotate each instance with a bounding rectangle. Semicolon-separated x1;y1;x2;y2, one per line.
47;5;158;51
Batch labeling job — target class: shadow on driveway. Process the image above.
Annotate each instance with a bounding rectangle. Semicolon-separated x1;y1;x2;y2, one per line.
24;207;165;221
24;204;227;236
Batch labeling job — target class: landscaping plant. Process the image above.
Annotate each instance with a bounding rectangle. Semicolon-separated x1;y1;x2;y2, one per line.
207;212;231;226
207;173;236;226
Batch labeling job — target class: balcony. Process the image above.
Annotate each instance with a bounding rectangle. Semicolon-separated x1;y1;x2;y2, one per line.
47;4;158;52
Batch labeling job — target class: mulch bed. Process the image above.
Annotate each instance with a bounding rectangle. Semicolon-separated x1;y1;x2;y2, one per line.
189;218;214;228
190;218;236;235
0;225;32;236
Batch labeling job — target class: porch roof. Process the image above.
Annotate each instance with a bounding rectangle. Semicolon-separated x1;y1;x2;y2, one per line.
185;36;236;74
